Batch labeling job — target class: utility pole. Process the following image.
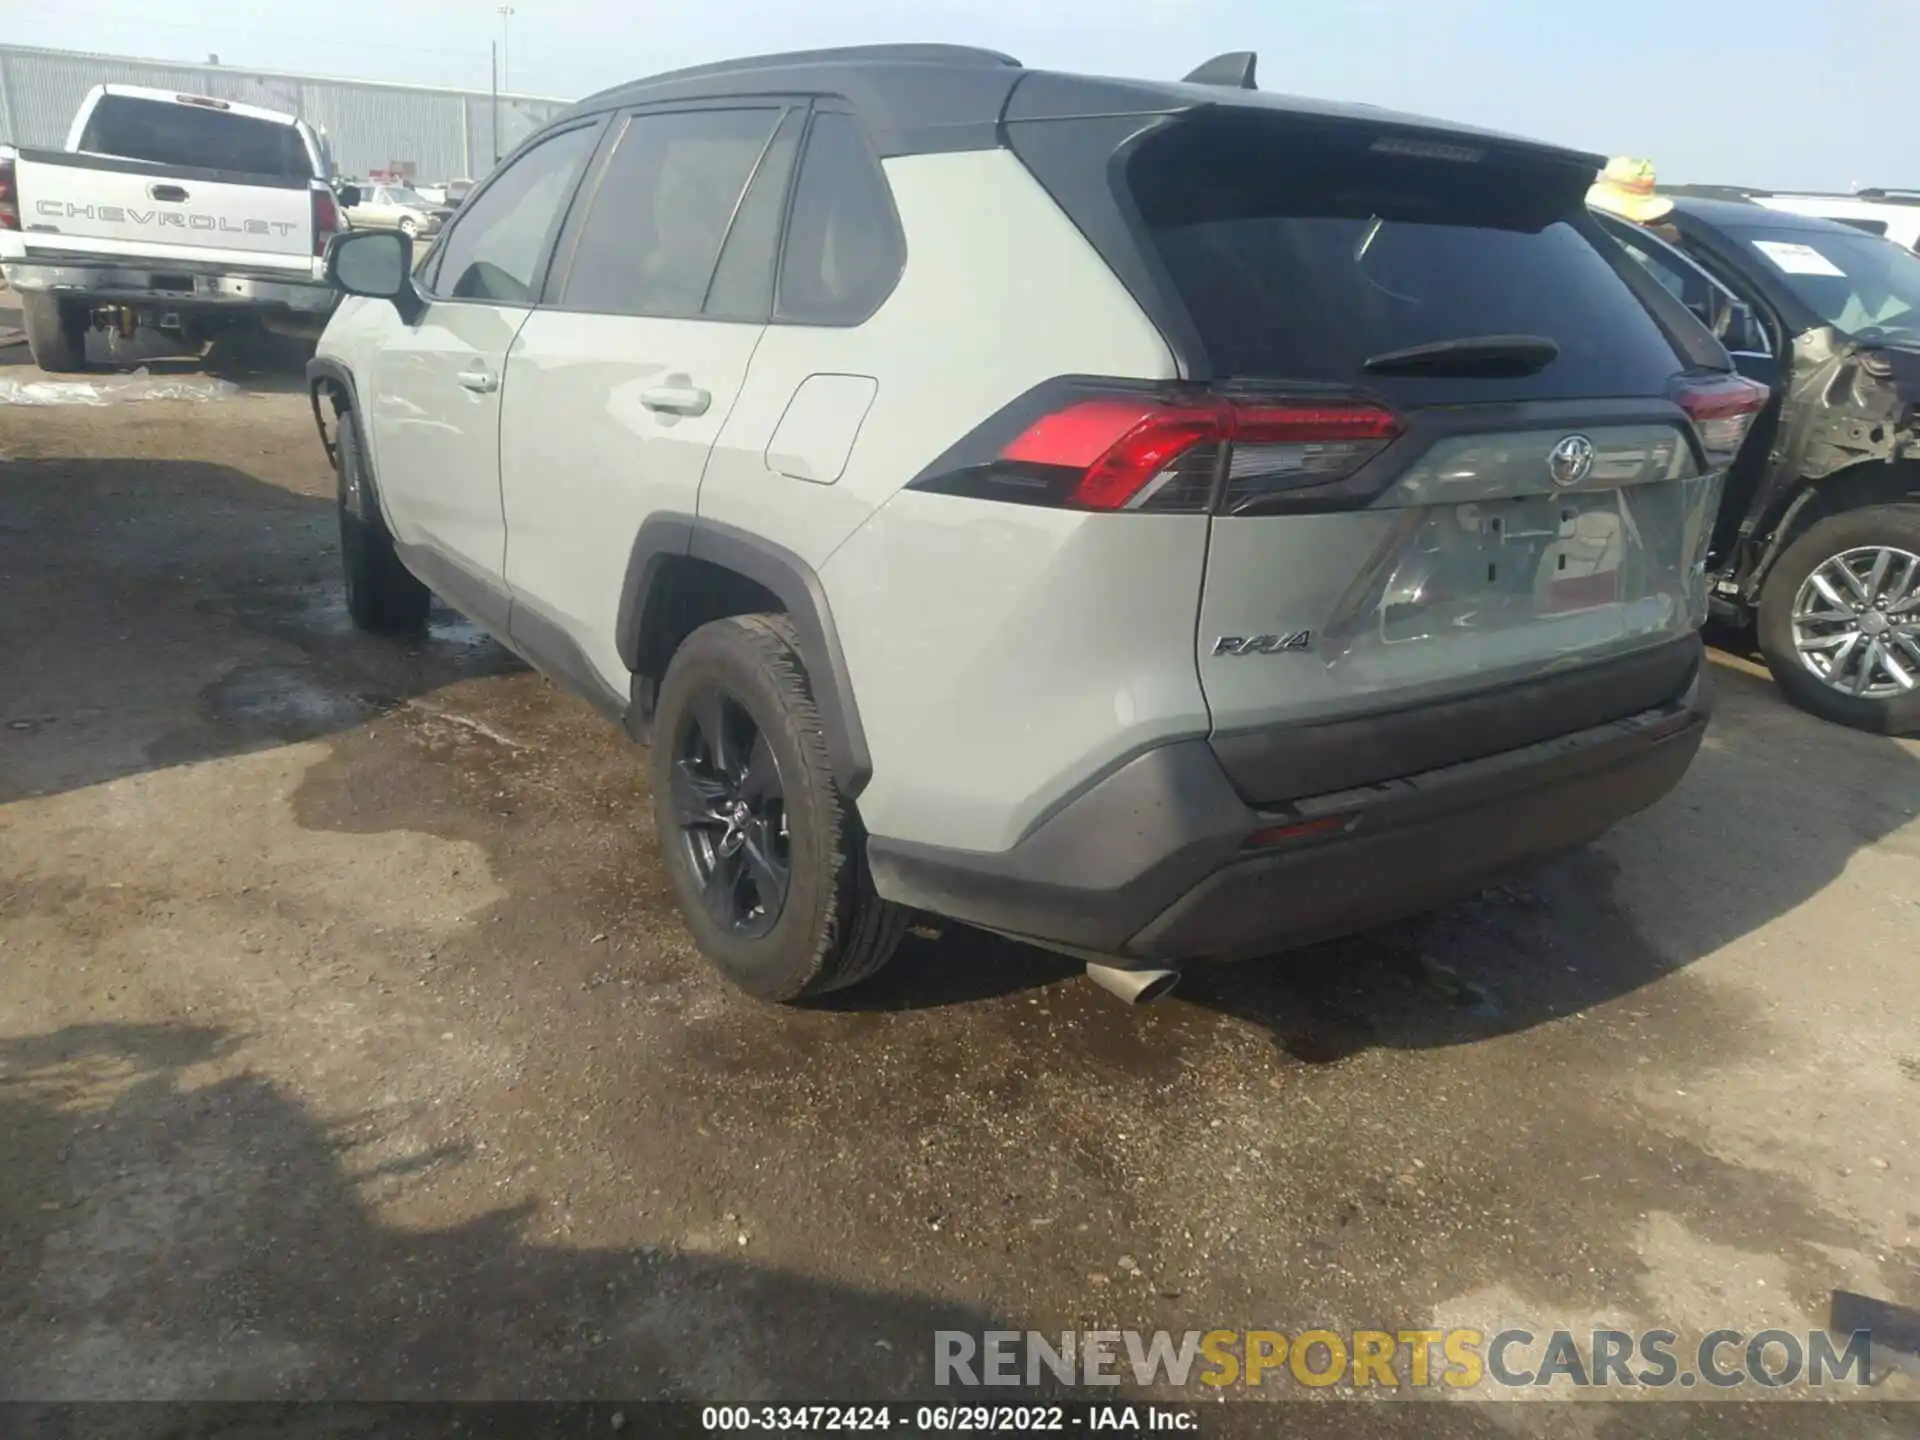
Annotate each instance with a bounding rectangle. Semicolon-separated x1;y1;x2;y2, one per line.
490;42;500;164
497;7;516;97
495;6;515;160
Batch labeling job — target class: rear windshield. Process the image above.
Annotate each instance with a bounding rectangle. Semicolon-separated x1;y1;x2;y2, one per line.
1129;121;1688;406
78;96;312;181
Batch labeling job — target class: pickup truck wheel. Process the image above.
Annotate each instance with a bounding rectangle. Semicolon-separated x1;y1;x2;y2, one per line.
1757;504;1920;735
651;615;906;1002
335;409;431;633
21;293;89;373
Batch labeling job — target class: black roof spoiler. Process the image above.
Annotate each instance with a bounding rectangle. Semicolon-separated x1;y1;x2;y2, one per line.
1183;51;1258;90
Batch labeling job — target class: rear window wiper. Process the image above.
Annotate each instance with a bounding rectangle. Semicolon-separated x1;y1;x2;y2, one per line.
1361;334;1560;378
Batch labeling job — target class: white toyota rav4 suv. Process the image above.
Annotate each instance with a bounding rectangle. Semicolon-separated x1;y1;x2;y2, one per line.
309;45;1761;1004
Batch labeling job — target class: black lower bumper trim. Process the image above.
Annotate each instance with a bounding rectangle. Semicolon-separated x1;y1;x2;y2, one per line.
866;670;1708;963
1129;701;1705;962
1209;635;1702;805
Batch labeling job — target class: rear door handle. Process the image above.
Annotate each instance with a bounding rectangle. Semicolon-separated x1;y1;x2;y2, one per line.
457;368;498;394
148;184;189;202
640;384;711;416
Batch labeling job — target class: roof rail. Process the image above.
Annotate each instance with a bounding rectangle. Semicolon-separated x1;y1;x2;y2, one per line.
1183;51;1258;90
1662;183;1772;201
590;43;1020;98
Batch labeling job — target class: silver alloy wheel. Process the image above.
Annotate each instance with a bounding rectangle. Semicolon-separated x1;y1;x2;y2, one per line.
1790;543;1920;699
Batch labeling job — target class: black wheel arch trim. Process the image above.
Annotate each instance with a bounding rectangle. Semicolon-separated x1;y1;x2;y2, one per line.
305;356;361;469
618;513;873;798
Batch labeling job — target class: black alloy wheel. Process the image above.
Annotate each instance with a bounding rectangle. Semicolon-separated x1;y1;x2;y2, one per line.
670;687;792;938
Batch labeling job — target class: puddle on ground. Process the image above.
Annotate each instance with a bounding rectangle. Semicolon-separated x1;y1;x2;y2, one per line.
144;664;388;771
203;582;518;678
202;663;386;742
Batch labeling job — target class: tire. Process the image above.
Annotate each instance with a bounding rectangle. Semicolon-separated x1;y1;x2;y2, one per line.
398;216;418;239
335;408;431;633
651;614;906;1001
20;292;89;373
1757;503;1920;735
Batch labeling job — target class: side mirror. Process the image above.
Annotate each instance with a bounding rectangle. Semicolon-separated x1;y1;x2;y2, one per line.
1723;301;1769;356
325;230;422;322
335;183;361;209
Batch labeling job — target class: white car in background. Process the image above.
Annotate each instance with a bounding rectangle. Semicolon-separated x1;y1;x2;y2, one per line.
1750;190;1920;252
343;182;440;240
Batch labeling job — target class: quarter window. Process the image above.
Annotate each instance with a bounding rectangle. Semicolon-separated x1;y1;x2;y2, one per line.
776;112;904;326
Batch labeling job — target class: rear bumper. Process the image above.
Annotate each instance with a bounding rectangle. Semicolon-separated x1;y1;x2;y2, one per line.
2;259;337;315
866;644;1709;965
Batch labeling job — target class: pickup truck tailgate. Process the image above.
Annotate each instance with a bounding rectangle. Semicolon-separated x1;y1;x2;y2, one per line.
15;150;315;267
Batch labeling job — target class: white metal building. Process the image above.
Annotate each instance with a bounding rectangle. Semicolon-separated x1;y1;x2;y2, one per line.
0;42;571;183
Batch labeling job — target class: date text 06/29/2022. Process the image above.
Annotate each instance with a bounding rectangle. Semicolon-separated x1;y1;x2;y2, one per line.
699;1404;1195;1432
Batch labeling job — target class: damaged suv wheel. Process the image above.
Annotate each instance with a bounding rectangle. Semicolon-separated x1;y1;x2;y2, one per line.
1759;504;1920;735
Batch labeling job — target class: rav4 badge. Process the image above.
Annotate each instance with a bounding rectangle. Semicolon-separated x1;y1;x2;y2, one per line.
1213;632;1314;656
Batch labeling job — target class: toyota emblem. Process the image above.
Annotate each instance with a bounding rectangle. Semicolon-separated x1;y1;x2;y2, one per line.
1548;434;1595;488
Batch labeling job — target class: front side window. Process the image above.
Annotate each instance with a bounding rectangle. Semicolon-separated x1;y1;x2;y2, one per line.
431;125;599;304
560;108;782;318
1599;215;1769;355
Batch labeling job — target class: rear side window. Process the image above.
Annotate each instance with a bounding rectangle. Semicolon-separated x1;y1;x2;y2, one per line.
704;111;805;321
1129;120;1689;406
78;96;310;180
776;112;904;326
433;125;598;304
560;108;782;318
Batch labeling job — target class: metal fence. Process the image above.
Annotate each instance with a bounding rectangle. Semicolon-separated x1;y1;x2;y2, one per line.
0;42;571;183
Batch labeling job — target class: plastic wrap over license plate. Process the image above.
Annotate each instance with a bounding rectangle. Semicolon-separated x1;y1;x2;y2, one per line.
1328;474;1720;681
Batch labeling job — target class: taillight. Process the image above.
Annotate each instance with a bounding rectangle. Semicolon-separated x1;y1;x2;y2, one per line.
311;186;340;258
1673;371;1769;468
912;389;1404;514
0;157;19;232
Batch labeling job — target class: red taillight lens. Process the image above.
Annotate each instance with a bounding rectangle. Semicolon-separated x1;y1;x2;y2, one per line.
989;395;1403;512
1673;371;1769;468
311;187;340;258
0;158;19;232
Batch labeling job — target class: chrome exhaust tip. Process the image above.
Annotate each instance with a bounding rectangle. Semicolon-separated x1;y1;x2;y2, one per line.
1085;961;1181;1006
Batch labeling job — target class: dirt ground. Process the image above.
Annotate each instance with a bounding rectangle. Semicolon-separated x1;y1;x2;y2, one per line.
2;296;1918;1433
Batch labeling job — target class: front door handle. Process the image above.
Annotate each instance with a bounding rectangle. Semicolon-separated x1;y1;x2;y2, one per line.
640;384;711;416
457;368;498;394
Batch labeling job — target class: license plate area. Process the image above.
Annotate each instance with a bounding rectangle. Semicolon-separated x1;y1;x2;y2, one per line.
1378;488;1661;644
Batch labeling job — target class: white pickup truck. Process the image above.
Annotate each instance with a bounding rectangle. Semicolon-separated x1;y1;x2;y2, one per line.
0;84;356;371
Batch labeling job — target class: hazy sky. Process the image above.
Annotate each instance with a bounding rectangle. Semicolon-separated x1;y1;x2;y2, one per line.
12;0;1911;191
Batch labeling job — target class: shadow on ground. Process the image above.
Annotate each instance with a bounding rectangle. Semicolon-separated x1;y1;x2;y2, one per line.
0;457;522;803
0;1020;1004;1402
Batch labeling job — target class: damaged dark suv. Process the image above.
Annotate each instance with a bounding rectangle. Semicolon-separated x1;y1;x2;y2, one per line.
1596;198;1920;733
